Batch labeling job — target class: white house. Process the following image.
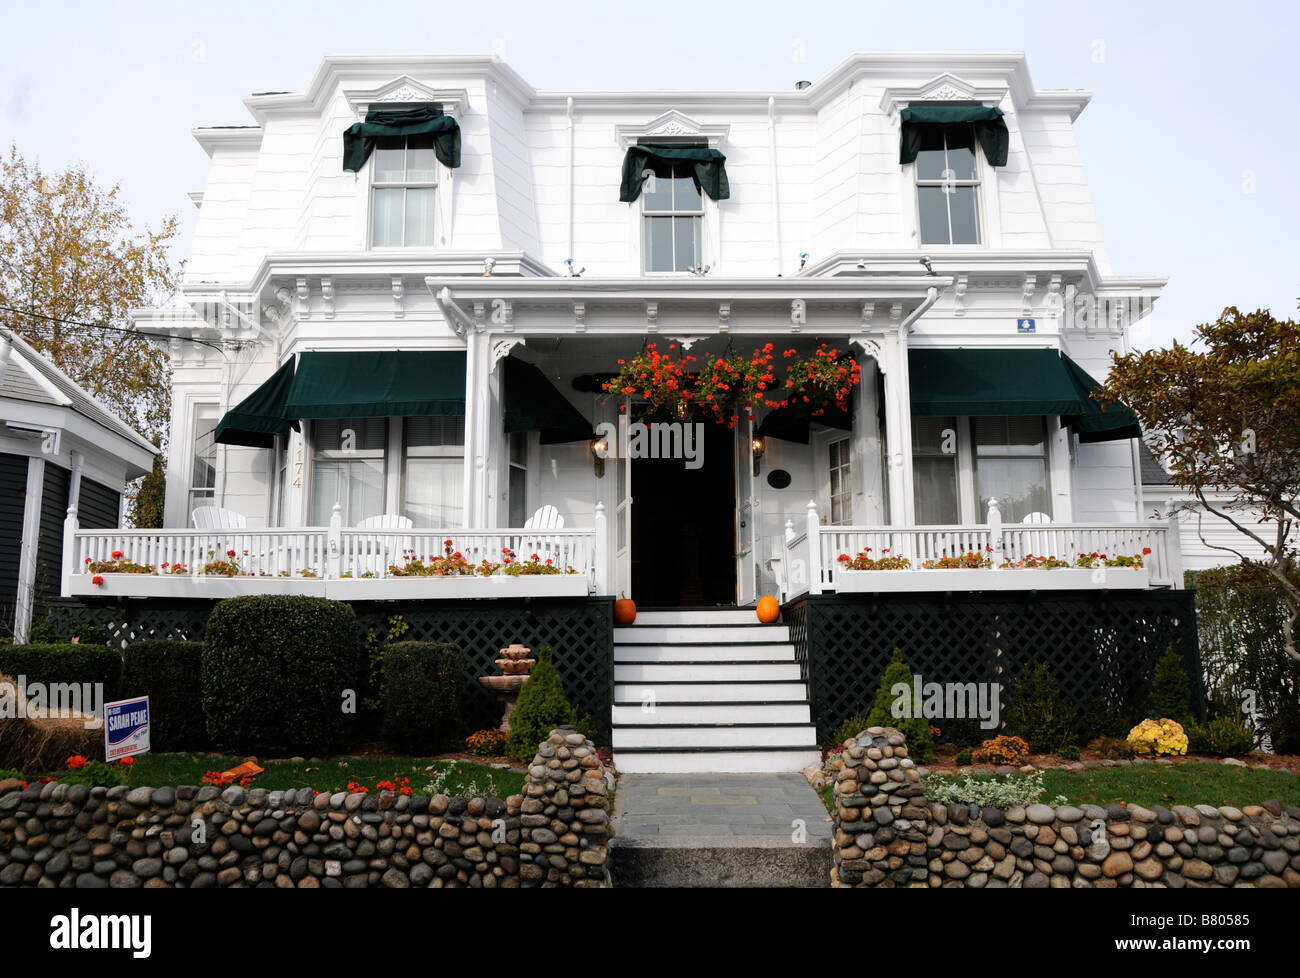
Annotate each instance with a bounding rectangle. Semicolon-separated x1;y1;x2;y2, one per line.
56;52;1196;771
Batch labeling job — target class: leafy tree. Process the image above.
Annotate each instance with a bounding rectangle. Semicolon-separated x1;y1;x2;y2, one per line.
129;439;167;528
1151;646;1193;726
0;146;181;445
1099;306;1300;663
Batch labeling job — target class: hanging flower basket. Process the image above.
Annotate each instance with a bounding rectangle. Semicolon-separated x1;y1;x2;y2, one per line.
766;344;861;415
603;342;696;418
695;344;776;427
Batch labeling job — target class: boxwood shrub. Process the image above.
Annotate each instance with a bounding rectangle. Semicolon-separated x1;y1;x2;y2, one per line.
120;640;207;750
202;596;359;754
0;643;121;702
381;641;465;753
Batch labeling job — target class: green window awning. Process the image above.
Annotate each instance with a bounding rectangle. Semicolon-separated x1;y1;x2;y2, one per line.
908;348;1140;442
620;143;730;202
342;104;461;171
502;356;593;444
214;358;297;448
900;102;1009;167
757;402;852;444
285;351;466;420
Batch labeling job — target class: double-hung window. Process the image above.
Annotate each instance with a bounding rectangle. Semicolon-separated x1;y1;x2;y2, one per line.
188;403;219;515
642;164;703;273
915;125;981;245
973;417;1050;523
371;134;437;247
310;418;386;526
827;437;853;526
912;416;961;525
402;415;464;529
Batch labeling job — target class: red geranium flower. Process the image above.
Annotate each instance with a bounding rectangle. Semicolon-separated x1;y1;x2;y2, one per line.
66;755;87;770
91;575;105;587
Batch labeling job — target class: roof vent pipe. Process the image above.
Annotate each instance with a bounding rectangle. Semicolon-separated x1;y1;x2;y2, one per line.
794;80;811;90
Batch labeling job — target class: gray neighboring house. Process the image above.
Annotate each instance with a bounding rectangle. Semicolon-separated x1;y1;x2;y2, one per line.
0;327;157;642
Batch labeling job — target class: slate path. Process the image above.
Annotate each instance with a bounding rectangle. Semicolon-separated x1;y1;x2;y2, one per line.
608;773;833;887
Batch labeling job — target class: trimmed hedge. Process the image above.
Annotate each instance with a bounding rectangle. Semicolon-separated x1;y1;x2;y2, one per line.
201;596;359;754
0;643;121;701
120;640;207;751
380;641;465;753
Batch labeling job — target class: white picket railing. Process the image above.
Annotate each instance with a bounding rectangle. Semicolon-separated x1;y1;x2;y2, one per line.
62;502;607;596
776;498;1181;599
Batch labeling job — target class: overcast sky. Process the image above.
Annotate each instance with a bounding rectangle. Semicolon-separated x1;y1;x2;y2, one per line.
3;0;1295;351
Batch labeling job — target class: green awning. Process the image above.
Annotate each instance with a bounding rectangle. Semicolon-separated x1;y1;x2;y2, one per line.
502;356;593;444
342;104;461;171
900;102;1009;167
909;348;1140;443
757;402;852;444
1060;356;1143;443
215;358;297;448
620;144;730;202
285;351;466;420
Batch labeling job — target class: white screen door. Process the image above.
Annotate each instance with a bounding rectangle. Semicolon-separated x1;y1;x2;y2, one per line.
734;414;759;606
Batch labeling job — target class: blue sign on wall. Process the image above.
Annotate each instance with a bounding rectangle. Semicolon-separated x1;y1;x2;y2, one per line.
104;696;151;761
1017;318;1036;333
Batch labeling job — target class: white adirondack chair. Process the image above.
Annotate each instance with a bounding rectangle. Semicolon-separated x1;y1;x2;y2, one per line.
190;506;253;573
523;505;564;529
192;506;247;529
355;514;414;577
1021;512;1054;560
522;505;565;567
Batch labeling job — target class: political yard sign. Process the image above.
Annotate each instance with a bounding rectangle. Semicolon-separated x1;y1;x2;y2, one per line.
104;696;150;761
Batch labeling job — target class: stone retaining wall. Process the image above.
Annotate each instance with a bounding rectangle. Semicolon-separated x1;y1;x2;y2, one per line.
0;727;611;888
832;727;1300;888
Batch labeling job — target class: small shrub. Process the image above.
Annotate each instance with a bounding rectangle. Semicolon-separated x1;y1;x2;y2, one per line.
941;717;986;750
972;734;1029;767
1006;664;1076;753
1087;735;1134;760
1059;744;1081;761
466;728;508;756
380;641;465;753
954;748;973;766
120;641;206;750
202;596;359;754
925;771;1061;808
1201;717;1256;757
1081;694;1131;741
505;647;578;763
0;643;122;701
1127;717;1188;757
830;714;872;748
1152;647;1193;726
864;649;934;764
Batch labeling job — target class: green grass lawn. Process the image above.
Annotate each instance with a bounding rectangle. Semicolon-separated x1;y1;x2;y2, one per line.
38;754;526;799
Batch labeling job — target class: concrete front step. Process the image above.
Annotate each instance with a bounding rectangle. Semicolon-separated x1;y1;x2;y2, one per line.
631;609;764;626
613;723;818;748
614;661;801;682
612;702;811;725
615;681;808;702
614;624;791;645
614;642;796;663
614;748;822;773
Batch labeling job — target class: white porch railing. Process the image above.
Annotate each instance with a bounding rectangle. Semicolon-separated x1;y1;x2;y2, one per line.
62;502;609;599
776;498;1181;599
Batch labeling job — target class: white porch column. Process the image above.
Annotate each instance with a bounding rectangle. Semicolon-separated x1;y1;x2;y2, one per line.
850;351;886;524
878;318;914;526
462;329;494;528
14;456;45;644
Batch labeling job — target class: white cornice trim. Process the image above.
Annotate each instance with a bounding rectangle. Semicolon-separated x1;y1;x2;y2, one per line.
878;72;1010;116
341;75;467;118
425;275;954;302
191;127;263;156
614;110;730;149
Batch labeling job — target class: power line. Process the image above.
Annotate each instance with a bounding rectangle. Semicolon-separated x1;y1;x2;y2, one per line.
0;305;228;354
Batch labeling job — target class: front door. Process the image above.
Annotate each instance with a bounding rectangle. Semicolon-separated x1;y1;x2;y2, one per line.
629;418;735;606
734;414;759;606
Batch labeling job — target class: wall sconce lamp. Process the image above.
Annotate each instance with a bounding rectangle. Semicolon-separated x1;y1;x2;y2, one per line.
591;434;609;478
751;435;765;477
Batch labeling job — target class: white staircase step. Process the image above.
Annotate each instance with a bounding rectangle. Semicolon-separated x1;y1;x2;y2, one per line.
614;643;795;663
631;609;765;626
615;661;801;682
613;724;818;748
614;749;823;774
615;625;790;644
612;702;811;725
615;681;808;703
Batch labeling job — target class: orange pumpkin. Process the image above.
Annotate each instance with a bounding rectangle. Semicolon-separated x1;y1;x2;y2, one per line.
756;595;780;624
614;597;637;625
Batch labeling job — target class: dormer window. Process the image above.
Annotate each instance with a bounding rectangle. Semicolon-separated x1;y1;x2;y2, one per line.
915;124;981;245
371;134;438;247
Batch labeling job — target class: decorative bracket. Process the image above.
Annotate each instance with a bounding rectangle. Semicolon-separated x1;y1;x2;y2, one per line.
861;302;875;329
295;277;310;320
392;276;405;319
849;335;884;364
320;277;334;319
492;337;525;368
953;274;969;317
646;302;659;332
1045;274;1062;320
889;302;904;332
673;336;703;350
718;302;731;331
1021;274;1037;317
790;298;806;331
573;301;586;332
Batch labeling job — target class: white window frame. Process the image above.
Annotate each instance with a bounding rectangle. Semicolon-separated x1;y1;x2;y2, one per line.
308;418;389;526
638;160;707;275
814;429;854;527
187;401;220;517
400;415;466;529
970;415;1053;523
911;123;988;248
366;133;442;249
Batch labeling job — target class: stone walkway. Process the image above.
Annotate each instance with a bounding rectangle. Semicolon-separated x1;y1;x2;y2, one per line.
608;773;832;887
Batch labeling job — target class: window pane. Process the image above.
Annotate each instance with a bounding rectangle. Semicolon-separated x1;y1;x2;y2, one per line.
191;405;218;491
673;216;699;271
948;185;980;245
404;457;463;528
311;458;384;526
912;416;958;457
913;456;960;525
314;418;387;452
945;126;978;181
372;188;404;246
976;458;1049;524
917;186;951;245
405;134;437;182
974;417;1046;457
509;431;527;466
915;127;948;181
671;171;701;210
509;464;527;528
644;216;673;272
641;165;673;211
404;187;435;246
373;138;406;183
405;415;465;448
